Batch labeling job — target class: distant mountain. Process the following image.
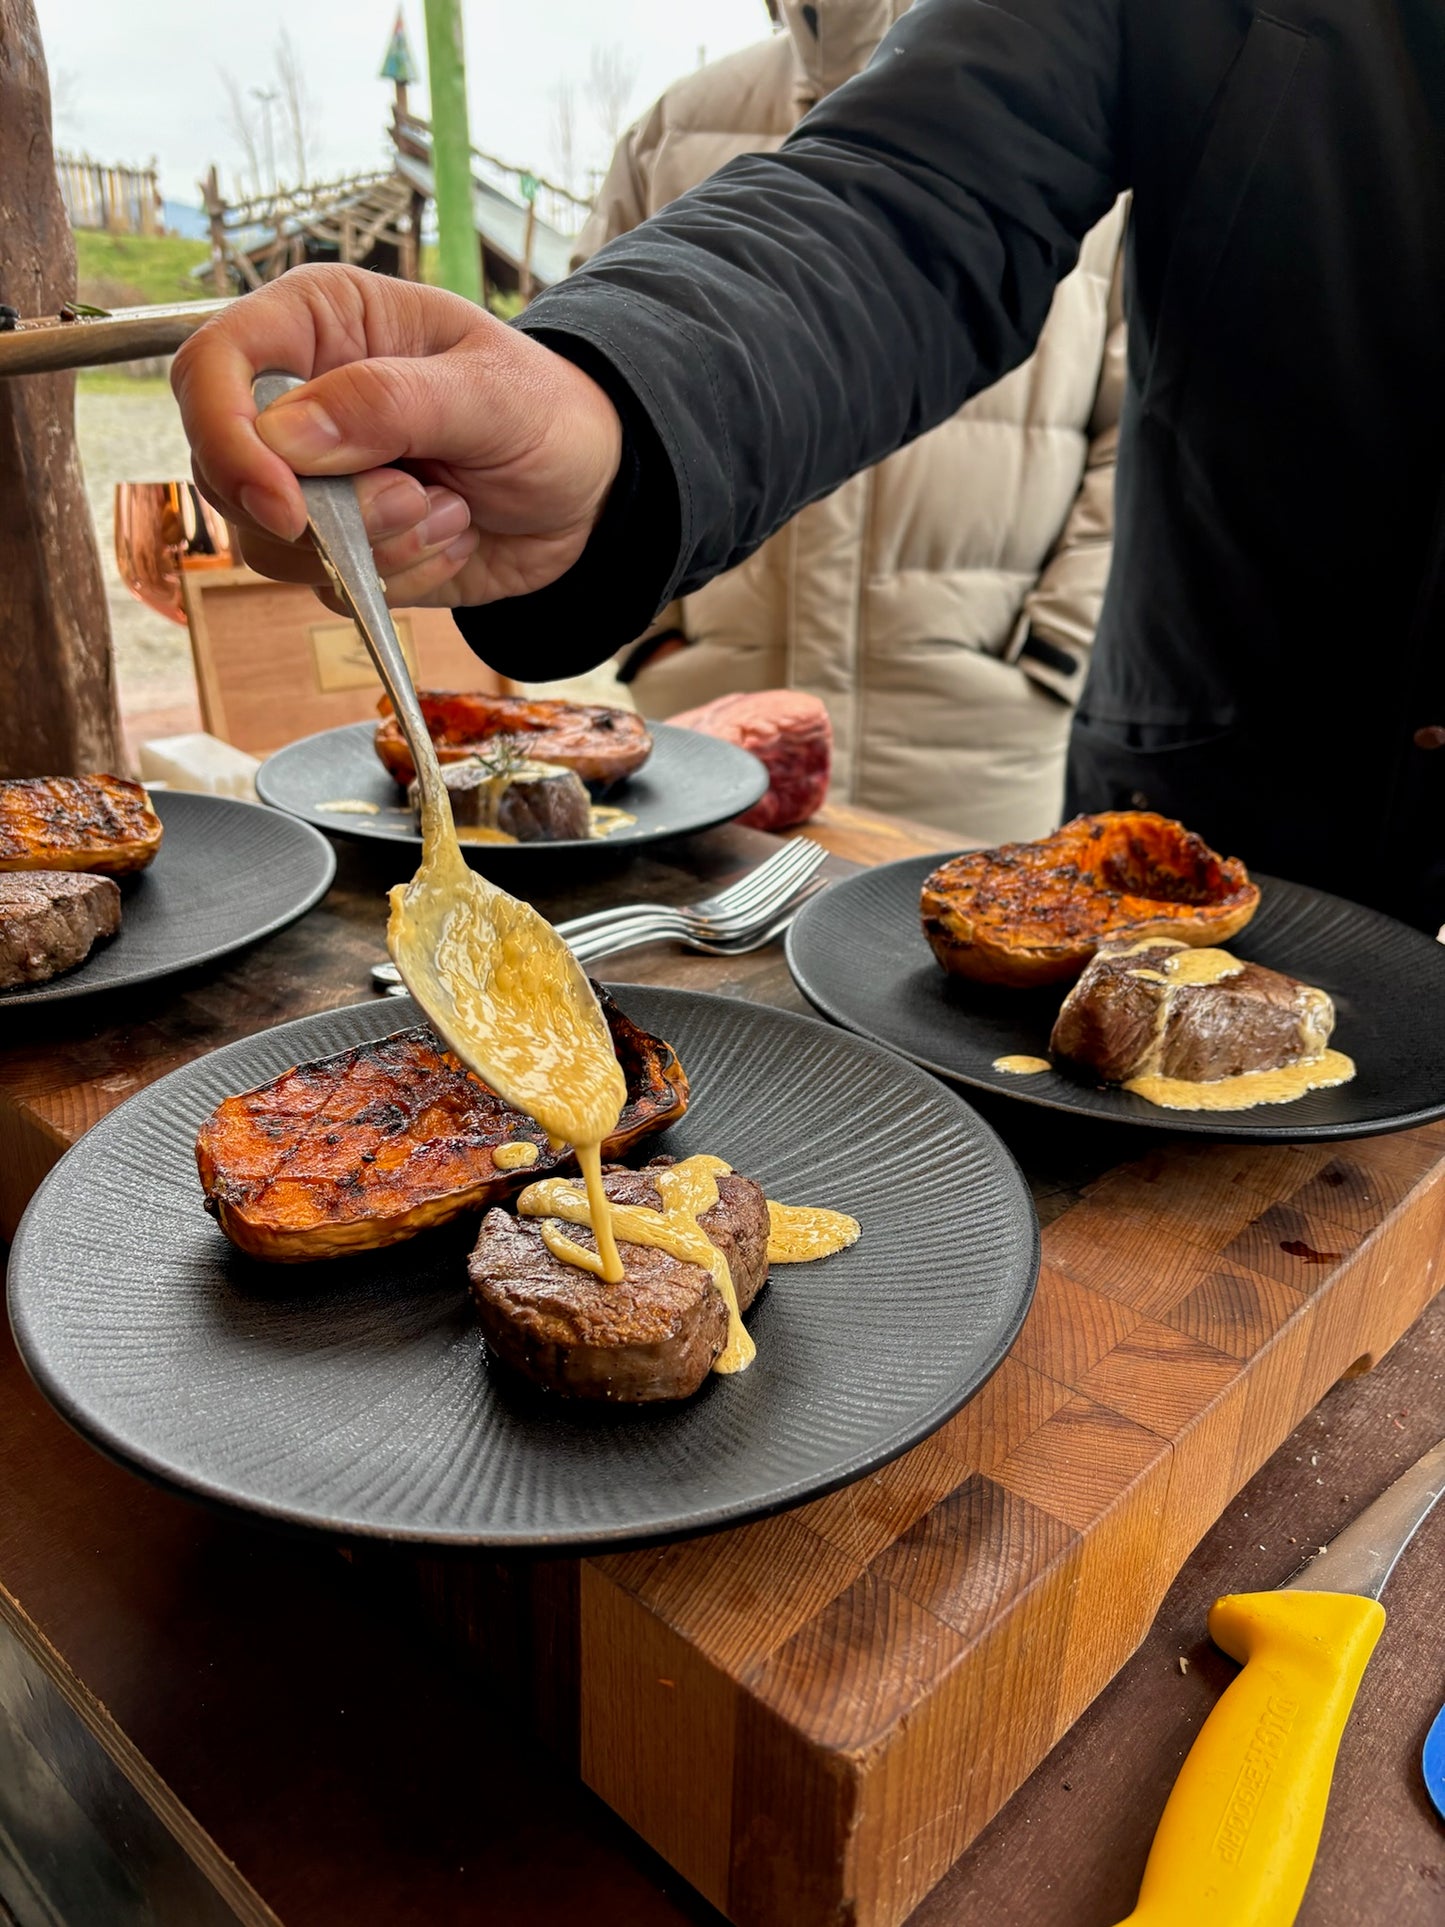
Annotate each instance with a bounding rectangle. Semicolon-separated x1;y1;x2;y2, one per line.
161;200;208;241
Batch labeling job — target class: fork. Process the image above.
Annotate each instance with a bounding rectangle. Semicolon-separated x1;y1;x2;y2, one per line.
369;839;828;988
562;874;828;964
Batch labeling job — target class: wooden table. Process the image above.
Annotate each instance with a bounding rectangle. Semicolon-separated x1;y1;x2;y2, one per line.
2;804;1443;1926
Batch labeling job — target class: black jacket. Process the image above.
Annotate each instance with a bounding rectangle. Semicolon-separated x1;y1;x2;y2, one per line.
458;0;1445;930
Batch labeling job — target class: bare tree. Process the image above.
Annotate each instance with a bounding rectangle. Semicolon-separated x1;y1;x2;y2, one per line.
219;67;264;200
50;66;79;142
274;28;313;186
549;77;580;197
586;43;639;162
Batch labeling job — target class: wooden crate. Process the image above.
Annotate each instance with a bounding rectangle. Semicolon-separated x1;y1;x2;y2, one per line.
179;565;509;754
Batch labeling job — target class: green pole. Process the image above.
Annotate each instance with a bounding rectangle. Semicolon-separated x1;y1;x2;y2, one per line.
423;0;482;303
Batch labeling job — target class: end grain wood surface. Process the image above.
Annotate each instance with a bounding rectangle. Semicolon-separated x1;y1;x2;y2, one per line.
2;802;1442;1927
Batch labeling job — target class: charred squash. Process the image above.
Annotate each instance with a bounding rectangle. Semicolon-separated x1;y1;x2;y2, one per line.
921;811;1260;989
0;775;162;877
195;987;689;1261
374;691;653;790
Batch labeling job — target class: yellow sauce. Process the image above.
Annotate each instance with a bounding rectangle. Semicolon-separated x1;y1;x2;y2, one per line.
316;798;381;815
589;805;638;838
519;1155;755;1373
455;825;518;846
492;1140;540;1171
388;778;628;1281
1154;946;1244;986
766;1199;861;1263
1126;1049;1356;1111
993;1054;1053;1075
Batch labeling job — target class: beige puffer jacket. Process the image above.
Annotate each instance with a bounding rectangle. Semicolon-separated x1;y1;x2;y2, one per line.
573;0;1127;843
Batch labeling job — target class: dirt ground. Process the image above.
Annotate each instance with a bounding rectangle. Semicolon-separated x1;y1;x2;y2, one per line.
75;380;199;724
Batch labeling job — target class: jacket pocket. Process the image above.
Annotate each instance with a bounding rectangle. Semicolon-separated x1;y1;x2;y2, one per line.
1142;13;1309;424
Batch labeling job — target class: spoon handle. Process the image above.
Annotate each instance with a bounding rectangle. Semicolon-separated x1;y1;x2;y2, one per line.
250;370;451;829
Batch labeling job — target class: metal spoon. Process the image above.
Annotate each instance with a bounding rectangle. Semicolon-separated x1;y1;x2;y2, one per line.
251;371;624;1157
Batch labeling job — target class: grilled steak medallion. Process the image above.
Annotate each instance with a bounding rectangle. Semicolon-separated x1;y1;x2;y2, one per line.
0;871;121;987
921;812;1260;989
469;1158;770;1402
406;759;591;842
376;692;653;790
0;775;162;878
1051;940;1337;1086
195;988;689;1261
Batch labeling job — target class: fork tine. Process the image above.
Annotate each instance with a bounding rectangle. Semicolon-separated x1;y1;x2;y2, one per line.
687;844;826;929
554;838;824;942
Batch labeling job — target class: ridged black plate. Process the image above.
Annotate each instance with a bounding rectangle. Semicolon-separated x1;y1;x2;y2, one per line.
0;791;335;1009
255;721;769;860
786;855;1445;1140
7;986;1038;1549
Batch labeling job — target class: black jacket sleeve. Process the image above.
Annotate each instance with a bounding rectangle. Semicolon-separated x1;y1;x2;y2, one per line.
457;0;1125;681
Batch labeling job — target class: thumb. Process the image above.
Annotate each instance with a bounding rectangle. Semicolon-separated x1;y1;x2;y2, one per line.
254;334;544;477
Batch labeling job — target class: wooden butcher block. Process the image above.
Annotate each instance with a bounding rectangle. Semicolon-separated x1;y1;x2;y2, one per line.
388;1114;1445;1927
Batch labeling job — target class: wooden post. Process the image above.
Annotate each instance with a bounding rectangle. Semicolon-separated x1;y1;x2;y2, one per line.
203;166;230;296
0;0;123;778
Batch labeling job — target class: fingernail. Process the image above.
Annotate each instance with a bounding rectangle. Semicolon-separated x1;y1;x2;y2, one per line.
238;483;302;541
418;494;472;547
368;478;427;539
256;397;342;463
442;530;480;565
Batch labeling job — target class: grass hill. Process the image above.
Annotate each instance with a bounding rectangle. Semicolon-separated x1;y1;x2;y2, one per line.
73;230;212;308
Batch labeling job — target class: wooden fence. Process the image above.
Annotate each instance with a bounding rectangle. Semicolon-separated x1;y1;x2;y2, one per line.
55;152;162;235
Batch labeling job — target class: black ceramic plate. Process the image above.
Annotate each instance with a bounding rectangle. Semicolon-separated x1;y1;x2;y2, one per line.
7;986;1037;1549
0;791;335;1009
786;855;1445;1141
254;721;769;859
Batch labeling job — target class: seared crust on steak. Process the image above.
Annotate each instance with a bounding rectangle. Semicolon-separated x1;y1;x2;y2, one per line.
0;871;121;987
921;812;1259;989
1051;940;1336;1085
0;775;162;877
376;692;652;790
469;1158;770;1402
195;987;689;1261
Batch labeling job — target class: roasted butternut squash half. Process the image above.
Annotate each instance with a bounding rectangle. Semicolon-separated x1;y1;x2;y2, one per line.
0;775;162;877
920;811;1260;989
195;988;689;1261
374;691;652;790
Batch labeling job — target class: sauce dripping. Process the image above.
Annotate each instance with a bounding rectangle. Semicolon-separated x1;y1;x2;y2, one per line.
1129;945;1244;988
589;805;638;838
766;1199;861;1263
993;1054;1052;1075
1126;1049;1356;1111
388;775;627;1281
519;1155;755;1372
493;1140;540;1171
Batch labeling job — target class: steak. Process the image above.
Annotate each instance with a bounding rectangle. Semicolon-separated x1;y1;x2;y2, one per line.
469;1157;770;1402
667;689;832;831
0;774;162;877
407;759;591;841
1051;940;1336;1085
0;871;121;987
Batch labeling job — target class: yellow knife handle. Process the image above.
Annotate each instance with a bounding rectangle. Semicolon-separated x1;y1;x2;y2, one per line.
1113;1589;1385;1927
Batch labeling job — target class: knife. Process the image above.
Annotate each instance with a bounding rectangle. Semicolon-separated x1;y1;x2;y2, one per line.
1113;1434;1445;1926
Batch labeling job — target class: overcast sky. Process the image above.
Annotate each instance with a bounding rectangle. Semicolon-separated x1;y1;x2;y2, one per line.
37;1;773;210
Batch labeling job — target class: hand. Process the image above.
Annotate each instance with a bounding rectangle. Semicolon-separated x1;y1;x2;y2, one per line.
170;264;624;610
